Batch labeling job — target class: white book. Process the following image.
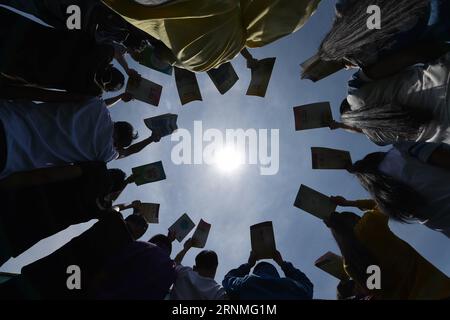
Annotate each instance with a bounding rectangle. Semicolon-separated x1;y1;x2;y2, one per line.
311;147;352;170
293;102;333;131
174;67;202;105
294;185;337;220
169;213;196;242
126;77;162;106
315;252;348;280
144;113;178;137
191;219;211;248
250;221;277;260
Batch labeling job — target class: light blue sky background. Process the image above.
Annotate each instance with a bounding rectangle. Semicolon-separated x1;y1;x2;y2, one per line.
1;1;449;300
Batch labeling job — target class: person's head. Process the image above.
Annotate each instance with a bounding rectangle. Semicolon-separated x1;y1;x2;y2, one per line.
149;234;172;256
340;101;433;145
113;122;138;149
253;262;280;279
348;152;427;222
193;250;219;279
99;65;125;92
319;0;430;66
125;214;148;240
102;169;127;203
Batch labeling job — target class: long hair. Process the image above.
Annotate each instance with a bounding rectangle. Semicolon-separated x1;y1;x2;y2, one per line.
349;152;427;222
319;0;430;66
341;102;434;145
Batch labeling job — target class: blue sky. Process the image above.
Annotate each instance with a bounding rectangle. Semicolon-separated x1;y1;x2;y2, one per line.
1;1;449;300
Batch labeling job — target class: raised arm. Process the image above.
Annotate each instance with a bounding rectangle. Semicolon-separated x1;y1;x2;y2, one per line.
118;132;161;159
273;251;313;299
174;238;193;265
241;48;258;69
222;251;256;294
331;196;377;211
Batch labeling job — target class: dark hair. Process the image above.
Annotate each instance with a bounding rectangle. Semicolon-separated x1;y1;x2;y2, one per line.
253;262;280;278
106;169;127;193
125;214;148;239
149;234;172;256
341;101;433;145
114;122;138;148
349;152;427;222
101;66;125;92
195;250;218;271
319;0;430;66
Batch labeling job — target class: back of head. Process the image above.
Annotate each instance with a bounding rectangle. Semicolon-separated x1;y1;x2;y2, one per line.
253;262;280;279
349;152;427;222
341;102;433;145
320;0;430;66
114;122;138;149
106;169;127;193
194;250;218;277
149;234;172;256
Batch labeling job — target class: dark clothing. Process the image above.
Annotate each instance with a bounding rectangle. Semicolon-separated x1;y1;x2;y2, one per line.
222;262;314;300
0;7;114;96
4;211;176;299
0;162;115;266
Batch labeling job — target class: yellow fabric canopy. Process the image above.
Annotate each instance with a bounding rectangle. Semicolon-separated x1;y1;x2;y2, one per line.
346;209;450;300
102;0;321;72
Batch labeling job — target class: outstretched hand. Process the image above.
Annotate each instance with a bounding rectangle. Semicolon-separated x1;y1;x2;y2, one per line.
127;68;142;81
151;132;162;143
330;196;348;206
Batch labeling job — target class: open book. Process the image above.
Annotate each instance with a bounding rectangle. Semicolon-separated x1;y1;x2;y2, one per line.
191;219;212;248
207;62;239;95
131;161;166;186
126;77;162;107
137;45;173;75
144;113;178;138
315;252;348;280
294;102;333;131
135;203;160;224
311;147;352;170
246;57;276;98
174;67;203;105
300;53;344;82
250;221;277;260
169;213;196;242
294;185;337;220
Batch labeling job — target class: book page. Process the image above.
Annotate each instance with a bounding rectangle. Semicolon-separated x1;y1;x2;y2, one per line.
174;67;202;105
191;219;211;248
294;102;333;131
250;221;277;260
169;213;196;242
126;77;162;106
315;252;348;280
131;161;166;186
311;147;352;169
207;62;239;95
137;203;160;224
294;185;337;220
246;57;276;98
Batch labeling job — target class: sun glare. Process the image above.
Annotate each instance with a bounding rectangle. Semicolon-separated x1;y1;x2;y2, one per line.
213;146;244;173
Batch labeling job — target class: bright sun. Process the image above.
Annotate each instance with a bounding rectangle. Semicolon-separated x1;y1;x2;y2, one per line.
213;146;244;173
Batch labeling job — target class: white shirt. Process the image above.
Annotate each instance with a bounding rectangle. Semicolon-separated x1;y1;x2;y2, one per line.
0;98;118;179
170;265;227;300
379;144;450;237
347;52;450;144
